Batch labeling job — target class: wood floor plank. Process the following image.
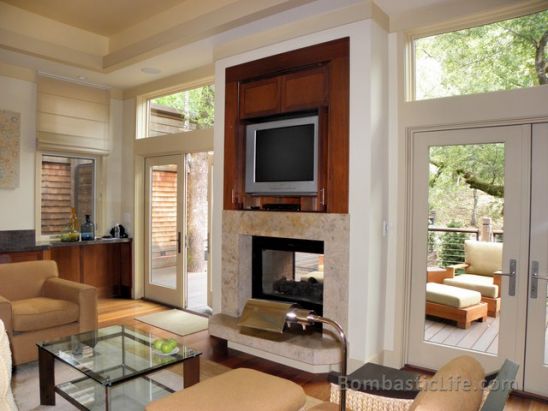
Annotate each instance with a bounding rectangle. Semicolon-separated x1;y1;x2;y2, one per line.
98;298;548;409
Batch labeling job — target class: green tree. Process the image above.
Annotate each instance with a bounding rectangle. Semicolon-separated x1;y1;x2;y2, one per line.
428;143;505;230
416;9;548;99
152;85;215;128
439;221;467;267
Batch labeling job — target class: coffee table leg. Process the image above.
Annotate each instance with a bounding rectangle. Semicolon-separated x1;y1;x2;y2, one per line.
183;356;200;388
39;347;55;405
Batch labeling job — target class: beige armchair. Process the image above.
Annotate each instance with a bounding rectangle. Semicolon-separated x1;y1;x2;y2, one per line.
444;240;503;317
0;260;97;365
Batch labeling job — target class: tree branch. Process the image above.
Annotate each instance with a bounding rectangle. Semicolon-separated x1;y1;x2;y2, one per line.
456;168;504;197
535;30;548;85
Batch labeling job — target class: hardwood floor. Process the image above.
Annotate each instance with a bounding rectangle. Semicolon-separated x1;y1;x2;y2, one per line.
98;298;548;409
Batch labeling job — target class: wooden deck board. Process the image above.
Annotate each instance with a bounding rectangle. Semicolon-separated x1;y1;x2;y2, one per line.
425;316;497;353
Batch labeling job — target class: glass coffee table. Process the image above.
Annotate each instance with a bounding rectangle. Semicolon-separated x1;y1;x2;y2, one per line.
37;325;201;410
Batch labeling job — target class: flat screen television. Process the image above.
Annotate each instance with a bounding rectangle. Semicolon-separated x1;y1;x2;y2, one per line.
245;115;318;195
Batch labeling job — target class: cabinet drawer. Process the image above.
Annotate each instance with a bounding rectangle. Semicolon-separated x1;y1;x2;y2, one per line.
239;77;280;118
282;67;328;111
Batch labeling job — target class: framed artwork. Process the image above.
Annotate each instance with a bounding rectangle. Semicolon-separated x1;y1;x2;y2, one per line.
0;110;20;189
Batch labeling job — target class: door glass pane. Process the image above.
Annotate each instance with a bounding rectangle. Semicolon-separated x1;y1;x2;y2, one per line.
150;164;178;288
185;152;212;314
424;143;504;354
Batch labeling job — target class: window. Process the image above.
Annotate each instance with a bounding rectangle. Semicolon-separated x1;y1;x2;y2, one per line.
145;84;215;138
414;9;548;100
40;155;95;236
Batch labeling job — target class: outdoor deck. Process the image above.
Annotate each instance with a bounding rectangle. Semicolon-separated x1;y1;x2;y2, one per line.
425;304;548;361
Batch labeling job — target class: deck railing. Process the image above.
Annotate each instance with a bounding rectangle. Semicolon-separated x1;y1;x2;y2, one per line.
427;226;503;267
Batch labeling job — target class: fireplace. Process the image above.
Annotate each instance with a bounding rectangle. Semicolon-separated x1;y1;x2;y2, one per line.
252;236;324;314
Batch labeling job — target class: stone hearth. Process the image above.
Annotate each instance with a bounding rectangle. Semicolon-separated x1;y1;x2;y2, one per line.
209;210;350;371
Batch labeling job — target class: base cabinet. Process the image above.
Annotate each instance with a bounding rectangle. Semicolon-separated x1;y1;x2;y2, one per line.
0;240;132;298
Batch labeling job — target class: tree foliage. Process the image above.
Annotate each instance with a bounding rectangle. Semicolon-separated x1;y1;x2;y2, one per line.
416;9;548;99
429;144;505;229
152;85;215;129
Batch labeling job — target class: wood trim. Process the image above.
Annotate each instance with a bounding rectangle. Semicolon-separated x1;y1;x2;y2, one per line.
326;54;349;213
223;81;240;210
226;37;349;82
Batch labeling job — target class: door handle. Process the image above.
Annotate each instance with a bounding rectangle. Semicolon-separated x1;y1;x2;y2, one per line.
530;260;548;299
495;258;516;296
177;232;181;254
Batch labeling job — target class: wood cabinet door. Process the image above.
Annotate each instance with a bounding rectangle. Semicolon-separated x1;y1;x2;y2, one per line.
282;67;328;112
239;77;280;118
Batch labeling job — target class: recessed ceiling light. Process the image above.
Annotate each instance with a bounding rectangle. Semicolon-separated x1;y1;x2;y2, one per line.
141;67;162;75
77;75;87;80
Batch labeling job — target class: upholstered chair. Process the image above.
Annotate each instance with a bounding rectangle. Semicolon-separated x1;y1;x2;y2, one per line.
0;260;97;365
443;240;503;317
0;319;17;410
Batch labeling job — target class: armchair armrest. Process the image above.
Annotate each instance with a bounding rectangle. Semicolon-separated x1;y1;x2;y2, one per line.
42;278;97;332
0;295;12;338
492;271;503;288
448;263;469;275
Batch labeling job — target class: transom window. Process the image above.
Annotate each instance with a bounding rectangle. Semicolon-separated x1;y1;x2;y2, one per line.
413;9;548;100
145;84;215;138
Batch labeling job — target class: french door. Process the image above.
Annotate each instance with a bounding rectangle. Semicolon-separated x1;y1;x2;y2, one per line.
144;155;185;307
407;123;548;396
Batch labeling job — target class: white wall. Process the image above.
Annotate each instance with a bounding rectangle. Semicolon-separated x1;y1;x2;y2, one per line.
213;19;390;367
0;75;36;230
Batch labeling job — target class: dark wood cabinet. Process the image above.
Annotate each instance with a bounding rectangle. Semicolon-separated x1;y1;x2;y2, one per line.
0;240;132;298
224;38;349;213
240;77;281;118
281;66;328;111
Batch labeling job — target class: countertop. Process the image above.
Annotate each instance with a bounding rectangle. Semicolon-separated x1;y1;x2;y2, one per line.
0;237;131;253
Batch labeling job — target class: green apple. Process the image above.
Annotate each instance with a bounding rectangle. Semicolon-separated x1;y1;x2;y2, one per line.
152;339;164;350
161;342;173;353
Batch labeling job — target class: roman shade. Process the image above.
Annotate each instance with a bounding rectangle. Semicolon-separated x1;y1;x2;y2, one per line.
37;76;110;154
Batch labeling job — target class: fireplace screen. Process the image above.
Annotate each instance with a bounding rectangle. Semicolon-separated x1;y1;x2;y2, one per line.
252;236;324;314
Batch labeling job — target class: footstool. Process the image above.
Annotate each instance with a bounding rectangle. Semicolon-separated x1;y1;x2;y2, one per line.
425;282;488;328
145;368;306;411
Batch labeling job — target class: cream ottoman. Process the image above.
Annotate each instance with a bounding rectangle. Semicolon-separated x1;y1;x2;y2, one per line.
426;282;488;328
0;319;17;411
145;368;306;411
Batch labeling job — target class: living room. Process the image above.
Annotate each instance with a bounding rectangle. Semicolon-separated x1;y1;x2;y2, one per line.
0;0;547;410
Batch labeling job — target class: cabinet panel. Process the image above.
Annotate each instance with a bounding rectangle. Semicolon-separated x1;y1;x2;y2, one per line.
240;77;280;118
282;67;327;111
50;246;81;282
0;250;48;264
81;243;115;298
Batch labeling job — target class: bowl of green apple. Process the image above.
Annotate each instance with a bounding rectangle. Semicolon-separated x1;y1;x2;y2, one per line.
152;338;179;355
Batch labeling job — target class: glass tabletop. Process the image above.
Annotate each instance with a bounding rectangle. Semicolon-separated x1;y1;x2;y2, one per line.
37;325;201;386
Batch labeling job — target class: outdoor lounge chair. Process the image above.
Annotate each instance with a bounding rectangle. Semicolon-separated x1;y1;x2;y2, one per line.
444;240;503;317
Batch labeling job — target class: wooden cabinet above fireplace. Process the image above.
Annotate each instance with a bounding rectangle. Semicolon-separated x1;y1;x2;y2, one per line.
224;37;349;213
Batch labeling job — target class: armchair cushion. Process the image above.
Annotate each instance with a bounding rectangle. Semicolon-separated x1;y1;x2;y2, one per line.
42;277;97;331
443;274;498;298
11;297;79;332
464;241;502;276
0;260;57;301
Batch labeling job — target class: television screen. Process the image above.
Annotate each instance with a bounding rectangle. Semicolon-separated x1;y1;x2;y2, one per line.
255;124;315;182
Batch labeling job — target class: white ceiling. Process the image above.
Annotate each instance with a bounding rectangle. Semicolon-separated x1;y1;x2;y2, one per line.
0;0;463;90
1;0;189;35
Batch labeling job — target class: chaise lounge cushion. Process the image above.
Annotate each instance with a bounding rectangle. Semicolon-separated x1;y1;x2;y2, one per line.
11;297;79;332
145;368;306;411
426;283;481;308
443;274;498;299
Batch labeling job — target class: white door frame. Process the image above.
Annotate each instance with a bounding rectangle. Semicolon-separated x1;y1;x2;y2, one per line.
524;122;548;396
144;154;185;308
406;124;531;380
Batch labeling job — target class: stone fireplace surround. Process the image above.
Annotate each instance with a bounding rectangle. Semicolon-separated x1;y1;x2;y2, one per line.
209;210;350;372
